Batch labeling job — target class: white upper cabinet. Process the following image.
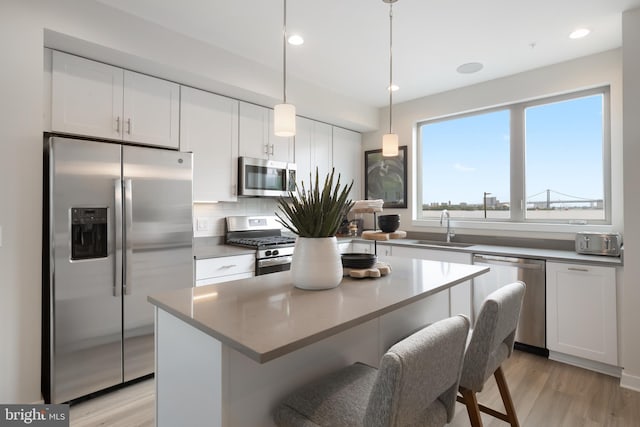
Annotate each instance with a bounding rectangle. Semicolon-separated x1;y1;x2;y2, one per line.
295;117;332;186
51;51;180;149
122;70;180;148
332;127;362;200
238;102;293;162
546;261;618;365
180;86;239;202
52;51;123;141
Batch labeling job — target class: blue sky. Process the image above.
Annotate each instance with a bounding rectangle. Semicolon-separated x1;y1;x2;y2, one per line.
420;94;603;205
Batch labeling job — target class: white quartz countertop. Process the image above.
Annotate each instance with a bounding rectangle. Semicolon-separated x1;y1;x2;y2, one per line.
148;256;489;363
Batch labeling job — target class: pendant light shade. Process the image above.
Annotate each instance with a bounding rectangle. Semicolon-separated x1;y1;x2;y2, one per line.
274;103;296;137
382;133;399;156
274;0;296;137
382;0;398;157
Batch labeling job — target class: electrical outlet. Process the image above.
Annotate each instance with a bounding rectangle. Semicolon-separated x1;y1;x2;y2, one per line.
196;218;209;231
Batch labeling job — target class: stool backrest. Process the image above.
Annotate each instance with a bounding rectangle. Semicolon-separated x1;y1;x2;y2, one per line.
461;281;526;391
364;314;470;426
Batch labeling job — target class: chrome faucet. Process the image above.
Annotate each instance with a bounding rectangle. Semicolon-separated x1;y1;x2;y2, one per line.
439;209;455;243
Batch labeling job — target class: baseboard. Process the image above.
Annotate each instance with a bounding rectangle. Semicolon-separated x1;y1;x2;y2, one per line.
548;351;622;378
621;371;640;392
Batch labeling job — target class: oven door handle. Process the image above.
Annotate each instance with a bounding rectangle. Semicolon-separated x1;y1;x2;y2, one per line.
258;256;293;268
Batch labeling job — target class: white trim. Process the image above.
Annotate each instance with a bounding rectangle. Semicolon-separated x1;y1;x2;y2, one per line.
548;350;621;378
620;371;640;392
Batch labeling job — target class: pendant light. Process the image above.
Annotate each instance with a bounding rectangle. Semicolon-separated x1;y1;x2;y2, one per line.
382;0;399;157
274;0;296;137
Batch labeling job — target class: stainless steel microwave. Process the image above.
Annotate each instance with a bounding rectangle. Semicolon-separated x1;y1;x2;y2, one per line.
238;157;297;197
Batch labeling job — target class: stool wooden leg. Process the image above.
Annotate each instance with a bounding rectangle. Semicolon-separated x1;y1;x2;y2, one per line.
458;386;483;427
494;366;520;427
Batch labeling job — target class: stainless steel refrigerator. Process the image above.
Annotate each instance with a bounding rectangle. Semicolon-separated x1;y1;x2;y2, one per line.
42;135;193;403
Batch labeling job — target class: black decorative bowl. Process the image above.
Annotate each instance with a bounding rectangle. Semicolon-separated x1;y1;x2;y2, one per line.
341;253;377;269
378;214;400;233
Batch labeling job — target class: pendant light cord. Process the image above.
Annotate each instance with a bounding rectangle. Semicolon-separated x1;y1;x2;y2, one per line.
388;3;393;134
283;0;287;104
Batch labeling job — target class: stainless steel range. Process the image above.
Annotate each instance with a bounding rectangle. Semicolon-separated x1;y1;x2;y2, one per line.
226;216;296;275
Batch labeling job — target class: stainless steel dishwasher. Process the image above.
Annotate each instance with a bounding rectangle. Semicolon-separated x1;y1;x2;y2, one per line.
472;254;547;356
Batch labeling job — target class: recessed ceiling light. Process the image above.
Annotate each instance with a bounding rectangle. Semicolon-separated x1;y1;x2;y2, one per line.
569;28;590;39
287;34;304;45
456;62;483;74
387;84;399;92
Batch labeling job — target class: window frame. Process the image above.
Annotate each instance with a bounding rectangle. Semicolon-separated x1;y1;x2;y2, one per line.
415;86;611;227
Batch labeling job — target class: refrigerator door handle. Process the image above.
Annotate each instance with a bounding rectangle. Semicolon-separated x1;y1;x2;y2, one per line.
114;179;123;297
124;179;133;295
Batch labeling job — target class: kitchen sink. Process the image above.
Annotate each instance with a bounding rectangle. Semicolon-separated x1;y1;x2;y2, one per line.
413;240;474;248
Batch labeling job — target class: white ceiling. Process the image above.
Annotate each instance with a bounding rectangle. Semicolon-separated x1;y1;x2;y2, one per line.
95;0;640;108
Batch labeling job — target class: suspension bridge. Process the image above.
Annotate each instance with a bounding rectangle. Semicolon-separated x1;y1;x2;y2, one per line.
526;189;603;209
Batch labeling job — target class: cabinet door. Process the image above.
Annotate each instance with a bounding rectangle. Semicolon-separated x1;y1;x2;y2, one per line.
392;246;472;319
312;121;333;180
546;262;617;365
123;70;180;148
294;117;313;186
51;50;123;140
180;87;239;202
295;118;332;186
239;102;269;159
332;127;362;200
267;109;294;162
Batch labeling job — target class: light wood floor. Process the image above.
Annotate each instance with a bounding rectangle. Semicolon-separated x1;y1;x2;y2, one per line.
69;350;640;427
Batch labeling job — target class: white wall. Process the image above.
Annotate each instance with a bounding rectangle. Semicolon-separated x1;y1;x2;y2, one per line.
621;7;640;391
0;0;373;403
362;49;624;241
0;1;45;404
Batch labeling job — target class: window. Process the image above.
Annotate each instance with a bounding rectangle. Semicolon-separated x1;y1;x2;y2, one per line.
418;87;610;225
420;109;510;220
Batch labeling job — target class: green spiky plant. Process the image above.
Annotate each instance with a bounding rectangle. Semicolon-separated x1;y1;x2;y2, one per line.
276;168;354;238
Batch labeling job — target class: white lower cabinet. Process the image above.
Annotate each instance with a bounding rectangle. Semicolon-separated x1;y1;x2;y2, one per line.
546;261;617;366
349;241;374;254
391;246;472;319
195;254;255;286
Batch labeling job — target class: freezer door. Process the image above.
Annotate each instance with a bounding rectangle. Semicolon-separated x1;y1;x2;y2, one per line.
48;137;123;403
122;146;193;381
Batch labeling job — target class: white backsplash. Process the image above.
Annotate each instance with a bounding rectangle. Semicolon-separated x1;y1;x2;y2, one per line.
193;198;280;237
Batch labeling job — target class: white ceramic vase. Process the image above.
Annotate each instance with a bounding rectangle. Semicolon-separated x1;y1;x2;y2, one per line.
291;236;343;290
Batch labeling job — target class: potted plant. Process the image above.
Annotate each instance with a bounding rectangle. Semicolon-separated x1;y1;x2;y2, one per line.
276;168;354;290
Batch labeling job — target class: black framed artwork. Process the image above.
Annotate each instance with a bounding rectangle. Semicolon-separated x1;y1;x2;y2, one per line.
364;145;407;208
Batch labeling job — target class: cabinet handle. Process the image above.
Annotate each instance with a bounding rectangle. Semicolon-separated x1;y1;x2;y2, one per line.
116;116;121;134
568;267;589;272
270;144;275;155
221;264;237;269
127;118;132;134
264;144;269;155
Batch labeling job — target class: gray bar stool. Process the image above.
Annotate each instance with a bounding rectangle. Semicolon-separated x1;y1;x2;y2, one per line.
273;315;470;427
457;281;526;427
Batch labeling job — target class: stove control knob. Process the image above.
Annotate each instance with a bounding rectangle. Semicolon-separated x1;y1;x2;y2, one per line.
273;250;279;256
265;250;272;256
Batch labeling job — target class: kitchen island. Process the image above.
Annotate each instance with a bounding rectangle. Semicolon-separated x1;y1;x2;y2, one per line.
148;255;489;427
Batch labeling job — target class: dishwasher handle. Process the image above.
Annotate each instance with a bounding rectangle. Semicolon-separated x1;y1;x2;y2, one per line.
473;254;545;270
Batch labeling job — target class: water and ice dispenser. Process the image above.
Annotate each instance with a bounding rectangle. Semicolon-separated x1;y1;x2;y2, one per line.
70;207;108;260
